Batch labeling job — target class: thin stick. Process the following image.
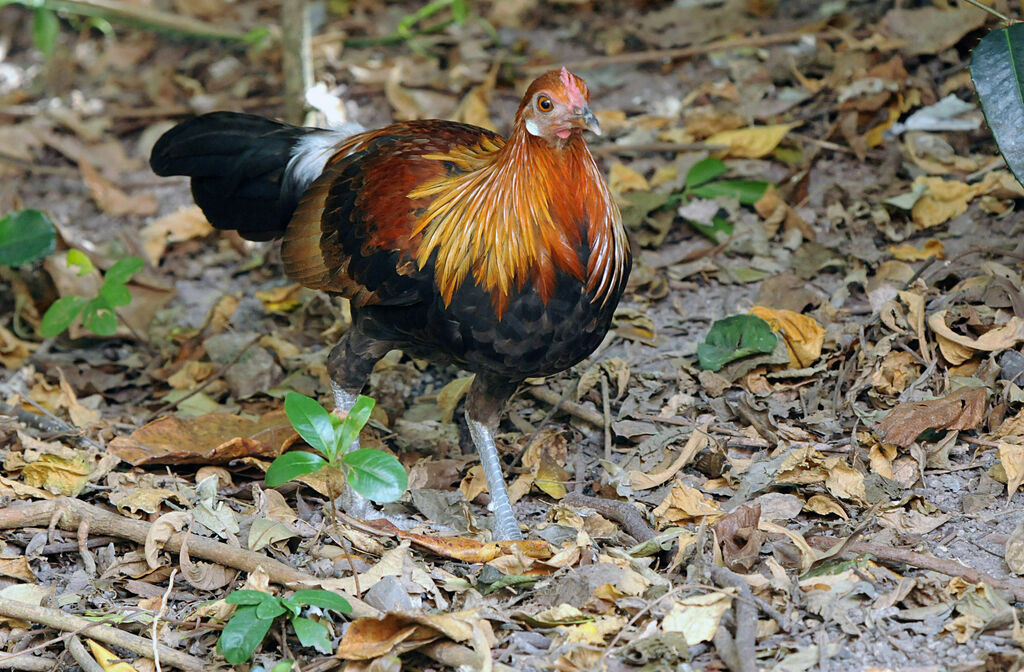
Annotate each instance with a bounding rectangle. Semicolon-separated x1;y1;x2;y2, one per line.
31;0;253;41
0;598;204;672
601;374;612;462
522;29;840;74
958;0;1012;24
153;568;177;672
281;0;313;125
526;386;604;427
66;635;105;672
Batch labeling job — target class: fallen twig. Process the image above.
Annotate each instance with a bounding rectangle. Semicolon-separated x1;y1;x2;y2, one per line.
0;498;380;617
562;492;656;542
526;386;604;427
0;598;204;672
808;536;1024;602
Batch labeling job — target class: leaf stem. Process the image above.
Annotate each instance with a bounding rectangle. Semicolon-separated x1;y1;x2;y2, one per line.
959;0;1013;25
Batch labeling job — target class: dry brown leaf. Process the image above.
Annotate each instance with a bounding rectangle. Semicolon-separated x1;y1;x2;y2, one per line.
715;504;764;572
336;610;488;660
871;351;921;395
875;387;987;447
629;426;709;490
145;510;190;569
911;176;973;229
749;306;825;369
79;159;157;216
804;494;848;519
652;482;723;525
139;205;213;265
0;326;38;369
437;375;474;424
108;410;290;465
21;454;90;497
0;557;36;582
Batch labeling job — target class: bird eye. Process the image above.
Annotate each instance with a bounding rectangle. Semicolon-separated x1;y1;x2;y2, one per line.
537;96;554;112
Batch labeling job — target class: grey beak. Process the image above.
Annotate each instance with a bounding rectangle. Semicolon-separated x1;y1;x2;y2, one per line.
580;107;601;136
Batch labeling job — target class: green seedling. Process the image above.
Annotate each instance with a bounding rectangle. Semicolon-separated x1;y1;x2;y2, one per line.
217;589;351;664
266;392;407;504
39;252;144;338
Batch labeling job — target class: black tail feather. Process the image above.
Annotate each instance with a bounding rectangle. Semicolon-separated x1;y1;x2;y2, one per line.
150;112;314;241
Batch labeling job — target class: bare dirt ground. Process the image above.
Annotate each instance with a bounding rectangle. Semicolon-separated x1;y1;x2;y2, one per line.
2;1;1024;671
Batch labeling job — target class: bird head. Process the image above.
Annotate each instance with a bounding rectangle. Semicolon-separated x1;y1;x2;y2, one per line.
517;68;601;146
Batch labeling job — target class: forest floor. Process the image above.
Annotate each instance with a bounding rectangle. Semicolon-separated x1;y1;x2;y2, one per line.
2;1;1024;671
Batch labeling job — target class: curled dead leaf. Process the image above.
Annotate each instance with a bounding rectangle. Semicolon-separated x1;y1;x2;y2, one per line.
875;387;986;448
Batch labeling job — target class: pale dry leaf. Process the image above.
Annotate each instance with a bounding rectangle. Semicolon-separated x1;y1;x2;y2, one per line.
998;442;1024;500
79;159;157;216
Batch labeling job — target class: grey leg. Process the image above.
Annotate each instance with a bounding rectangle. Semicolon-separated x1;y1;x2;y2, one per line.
466;375;523;540
466;412;523;540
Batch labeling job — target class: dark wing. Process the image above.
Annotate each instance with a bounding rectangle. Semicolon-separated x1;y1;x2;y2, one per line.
281;120;505;307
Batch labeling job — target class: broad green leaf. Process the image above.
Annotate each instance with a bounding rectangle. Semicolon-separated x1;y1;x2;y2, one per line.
103;256;144;285
81;297;118;336
291;616;332;653
685;157;728;189
277;596;302;618
66;249;94;276
687;215;733;244
343;449;408;503
697;314;778;372
99;279;132;307
39;295;87;337
265;451;328;487
971;24;1024;189
225;590;275;606
32;7;59;56
338;395;375;452
290;590;352;614
217;605;274;664
255;597;288;621
0;209;56;267
284;392;336;455
689;180;769;205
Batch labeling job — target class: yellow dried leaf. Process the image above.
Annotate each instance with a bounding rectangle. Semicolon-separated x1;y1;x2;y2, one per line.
749;306;825;368
653;482;723;524
927;312;1024;365
609;162;649;194
803;494;848;519
255;283;304;313
999;442;1024;499
139;205;213;265
706;123;794;159
21;454;90;496
871;350;920;395
87;640;140;672
662;591;734;645
910;176;973;229
889;238;945;261
0;326;38;369
437;375;474;423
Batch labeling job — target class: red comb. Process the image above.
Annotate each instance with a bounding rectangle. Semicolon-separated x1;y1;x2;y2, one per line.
560;67;586;109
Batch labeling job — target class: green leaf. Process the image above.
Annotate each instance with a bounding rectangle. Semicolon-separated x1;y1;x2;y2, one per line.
103;256;144;285
32;7;59;56
290;590;352;614
697;314;778;372
291;616;332;654
225;590;275;606
451;0;469;24
39;295;87;337
685;157;728;189
255;597;288;621
81;297;118;336
265;451;328;487
284;391;337;456
338;395;375;452
0;209;56;267
971;24;1024;190
217;605;275;664
66;249;94;276
687;215;733;244
689;180;769;205
99;279;132;307
272;661;295;672
343;449;408;503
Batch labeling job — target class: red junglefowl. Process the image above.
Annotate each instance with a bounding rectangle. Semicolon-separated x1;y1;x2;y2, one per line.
150;68;631;540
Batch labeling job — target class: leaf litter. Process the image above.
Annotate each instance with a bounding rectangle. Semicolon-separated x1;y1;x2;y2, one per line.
2;1;1024;671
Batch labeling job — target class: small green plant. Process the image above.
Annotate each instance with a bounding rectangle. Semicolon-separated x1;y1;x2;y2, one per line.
0;209;56;267
266;392;408;503
38;252;144;338
217;589;351;664
697;314;778;372
673;158;771;242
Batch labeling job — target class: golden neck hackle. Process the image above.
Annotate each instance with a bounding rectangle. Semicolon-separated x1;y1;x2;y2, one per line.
409;121;627;317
